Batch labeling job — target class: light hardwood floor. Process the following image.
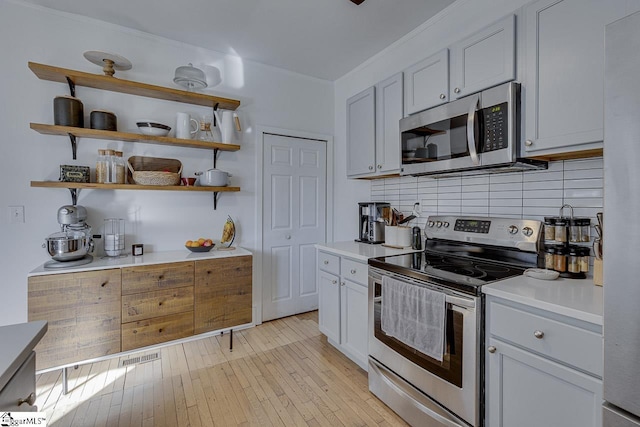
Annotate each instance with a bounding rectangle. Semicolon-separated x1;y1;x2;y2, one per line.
35;311;408;426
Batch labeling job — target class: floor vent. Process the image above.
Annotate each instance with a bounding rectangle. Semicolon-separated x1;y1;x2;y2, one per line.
120;352;161;367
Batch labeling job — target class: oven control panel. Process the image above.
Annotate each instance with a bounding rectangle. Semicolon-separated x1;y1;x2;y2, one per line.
425;216;542;253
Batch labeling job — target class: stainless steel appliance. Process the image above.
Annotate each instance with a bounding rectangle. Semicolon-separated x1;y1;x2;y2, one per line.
43;205;94;268
603;11;640;427
400;82;546;177
368;216;543;426
357;202;390;244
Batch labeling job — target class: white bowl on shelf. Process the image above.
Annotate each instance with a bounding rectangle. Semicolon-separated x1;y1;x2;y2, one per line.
136;120;171;137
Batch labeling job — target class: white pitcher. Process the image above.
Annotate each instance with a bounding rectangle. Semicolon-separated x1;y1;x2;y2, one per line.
213;110;241;144
175;112;198;139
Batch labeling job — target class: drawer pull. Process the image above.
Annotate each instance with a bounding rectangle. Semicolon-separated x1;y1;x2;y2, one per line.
324;260;329;265
341;282;345;287
18;392;36;407
158;302;163;306
101;282;107;287
158;328;164;333
488;346;496;354
158;275;165;281
350;269;356;274
534;330;544;339
332;280;337;285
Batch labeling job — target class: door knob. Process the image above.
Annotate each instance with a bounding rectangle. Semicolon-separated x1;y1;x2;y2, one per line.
377;164;382;169
369;165;374;170
488;346;496;354
18;392;36;407
454;87;461;93
534;330;544;339
525;139;533;147
285;235;291;240
440;93;446;99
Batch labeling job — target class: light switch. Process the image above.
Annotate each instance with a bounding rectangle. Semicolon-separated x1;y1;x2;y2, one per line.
9;206;24;223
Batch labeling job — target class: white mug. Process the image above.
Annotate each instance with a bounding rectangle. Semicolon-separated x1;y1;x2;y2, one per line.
176;112;198;139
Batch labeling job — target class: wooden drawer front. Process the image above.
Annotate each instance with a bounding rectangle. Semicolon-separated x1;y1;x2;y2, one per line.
318;251;340;275
122;287;194;323
122;262;194;295
28;269;122;370
341;258;367;286
489;300;603;377
121;311;194;351
195;256;252;334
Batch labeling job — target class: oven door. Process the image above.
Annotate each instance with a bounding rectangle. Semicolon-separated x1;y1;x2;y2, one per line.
368;267;481;427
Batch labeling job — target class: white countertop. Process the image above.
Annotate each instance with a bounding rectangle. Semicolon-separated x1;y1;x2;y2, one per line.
315;241;420;262
29;247;252;276
483;275;603;326
0;321;47;391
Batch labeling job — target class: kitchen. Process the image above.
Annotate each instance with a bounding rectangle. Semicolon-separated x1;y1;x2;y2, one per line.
0;0;638;425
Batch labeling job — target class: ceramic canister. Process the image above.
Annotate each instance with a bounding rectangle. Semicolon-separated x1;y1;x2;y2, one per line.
90;110;117;131
54;95;84;127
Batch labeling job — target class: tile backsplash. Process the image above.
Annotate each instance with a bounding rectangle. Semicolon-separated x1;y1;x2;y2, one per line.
371;157;603;229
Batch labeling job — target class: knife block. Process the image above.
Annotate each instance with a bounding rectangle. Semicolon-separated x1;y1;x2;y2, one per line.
593;258;603;286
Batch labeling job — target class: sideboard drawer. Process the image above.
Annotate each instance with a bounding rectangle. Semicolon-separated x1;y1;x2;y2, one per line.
121;311;194;351
341;258;367;286
122;262;194;295
122;287;194;323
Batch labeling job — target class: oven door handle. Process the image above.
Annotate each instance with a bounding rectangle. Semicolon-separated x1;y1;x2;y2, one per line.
369;359;469;427
466;95;480;166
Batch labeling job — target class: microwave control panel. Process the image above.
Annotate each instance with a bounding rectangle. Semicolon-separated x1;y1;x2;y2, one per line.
481;102;507;152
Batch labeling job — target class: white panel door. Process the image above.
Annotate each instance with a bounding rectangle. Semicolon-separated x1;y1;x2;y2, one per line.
262;133;327;321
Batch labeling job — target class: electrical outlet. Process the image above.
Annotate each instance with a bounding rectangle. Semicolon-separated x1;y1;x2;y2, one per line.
9;206;24;223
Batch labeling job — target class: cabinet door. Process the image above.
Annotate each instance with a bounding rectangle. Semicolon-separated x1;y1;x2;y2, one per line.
346;86;376;177
404;48;449;115
523;0;628;155
28;269;122;370
375;72;403;175
486;338;603;427
340;279;368;368
318;270;340;343
450;14;515;99
194;256;252;334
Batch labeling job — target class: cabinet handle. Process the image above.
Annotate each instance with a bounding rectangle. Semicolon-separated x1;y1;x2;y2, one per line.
488;346;496;354
341;282;345;286
285;235;291;240
158;301;163;306
525;139;533;147
101;282;107;287
324;260;329;265
377;164;382;169
158;275;164;281
332;280;337;285
18;392;36;407
454;87;461;94
368;165;374;170
440;93;446;100
534;330;544;339
158;328;164;333
350;269;356;274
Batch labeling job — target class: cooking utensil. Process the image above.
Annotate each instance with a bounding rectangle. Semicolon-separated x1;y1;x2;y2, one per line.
398;215;416;225
594;224;603;239
44;231;92;261
198;168;231;187
593;237;603;260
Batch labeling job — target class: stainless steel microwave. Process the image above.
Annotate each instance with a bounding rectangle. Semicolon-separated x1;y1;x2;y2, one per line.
400;82;546;176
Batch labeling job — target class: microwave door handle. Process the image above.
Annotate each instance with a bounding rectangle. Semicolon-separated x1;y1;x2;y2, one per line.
467;96;480;165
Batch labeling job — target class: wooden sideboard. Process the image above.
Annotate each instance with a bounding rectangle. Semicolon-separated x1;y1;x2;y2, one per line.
28;254;252;370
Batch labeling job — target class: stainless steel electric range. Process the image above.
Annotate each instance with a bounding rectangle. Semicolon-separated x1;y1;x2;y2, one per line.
368;216;543;427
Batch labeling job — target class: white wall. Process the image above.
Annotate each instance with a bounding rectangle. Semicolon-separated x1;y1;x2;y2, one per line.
0;1;333;326
333;0;533;240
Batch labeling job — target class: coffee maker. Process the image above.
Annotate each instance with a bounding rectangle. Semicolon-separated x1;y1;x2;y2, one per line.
356;202;390;244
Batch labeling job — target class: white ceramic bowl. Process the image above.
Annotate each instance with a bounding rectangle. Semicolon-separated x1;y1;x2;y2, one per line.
136;120;171;137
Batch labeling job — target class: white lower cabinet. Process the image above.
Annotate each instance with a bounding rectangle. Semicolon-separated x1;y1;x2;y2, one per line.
485;296;603;427
317;250;369;370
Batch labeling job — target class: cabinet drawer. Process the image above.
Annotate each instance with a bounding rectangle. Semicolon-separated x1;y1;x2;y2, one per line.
122;262;194;295
341;258;367;286
489;300;602;377
122;287;194;323
121;311;194;351
0;351;36;412
318;251;340;275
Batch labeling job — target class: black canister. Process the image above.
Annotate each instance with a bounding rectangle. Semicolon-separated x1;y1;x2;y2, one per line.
90;110;117;131
54;95;84;127
412;226;422;250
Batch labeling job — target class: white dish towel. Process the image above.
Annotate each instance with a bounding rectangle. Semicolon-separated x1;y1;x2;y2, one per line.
381;276;446;362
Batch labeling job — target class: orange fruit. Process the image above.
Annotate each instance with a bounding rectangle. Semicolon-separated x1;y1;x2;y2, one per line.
185;240;193;246
198;238;205;244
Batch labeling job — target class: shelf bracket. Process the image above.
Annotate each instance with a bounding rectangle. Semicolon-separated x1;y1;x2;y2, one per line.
212;102;219;126
65;76;76;97
68;133;78;160
213;191;220;210
213;148;220;168
68;188;79;205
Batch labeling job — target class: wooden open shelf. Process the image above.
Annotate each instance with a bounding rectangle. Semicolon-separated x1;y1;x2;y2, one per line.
31;181;240;193
28;62;240;111
30;123;241;151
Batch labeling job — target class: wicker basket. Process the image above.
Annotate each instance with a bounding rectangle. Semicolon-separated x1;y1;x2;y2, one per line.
127;156;182;186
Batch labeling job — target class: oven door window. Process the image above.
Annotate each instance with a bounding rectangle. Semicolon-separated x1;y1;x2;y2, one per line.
373;281;463;388
402;114;469;165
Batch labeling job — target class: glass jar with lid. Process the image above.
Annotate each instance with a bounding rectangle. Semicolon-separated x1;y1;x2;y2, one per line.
544;217;556;241
544;245;555;270
567;246;581;273
579;247;590;273
555;218;568;243
554;245;567;272
579;218;591;242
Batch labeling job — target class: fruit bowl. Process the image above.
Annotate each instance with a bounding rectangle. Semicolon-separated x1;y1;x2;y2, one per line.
185;244;214;252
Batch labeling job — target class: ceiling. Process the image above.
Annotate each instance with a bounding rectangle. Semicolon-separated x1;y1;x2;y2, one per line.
21;0;455;81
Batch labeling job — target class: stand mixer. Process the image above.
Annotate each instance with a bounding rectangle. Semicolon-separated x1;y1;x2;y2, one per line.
43;205;94;268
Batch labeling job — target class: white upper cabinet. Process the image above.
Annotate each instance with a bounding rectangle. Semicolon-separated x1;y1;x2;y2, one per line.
522;0;630;156
346;86;376;176
347;74;403;178
450;14;516;99
375;72;403;175
404;49;449;116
